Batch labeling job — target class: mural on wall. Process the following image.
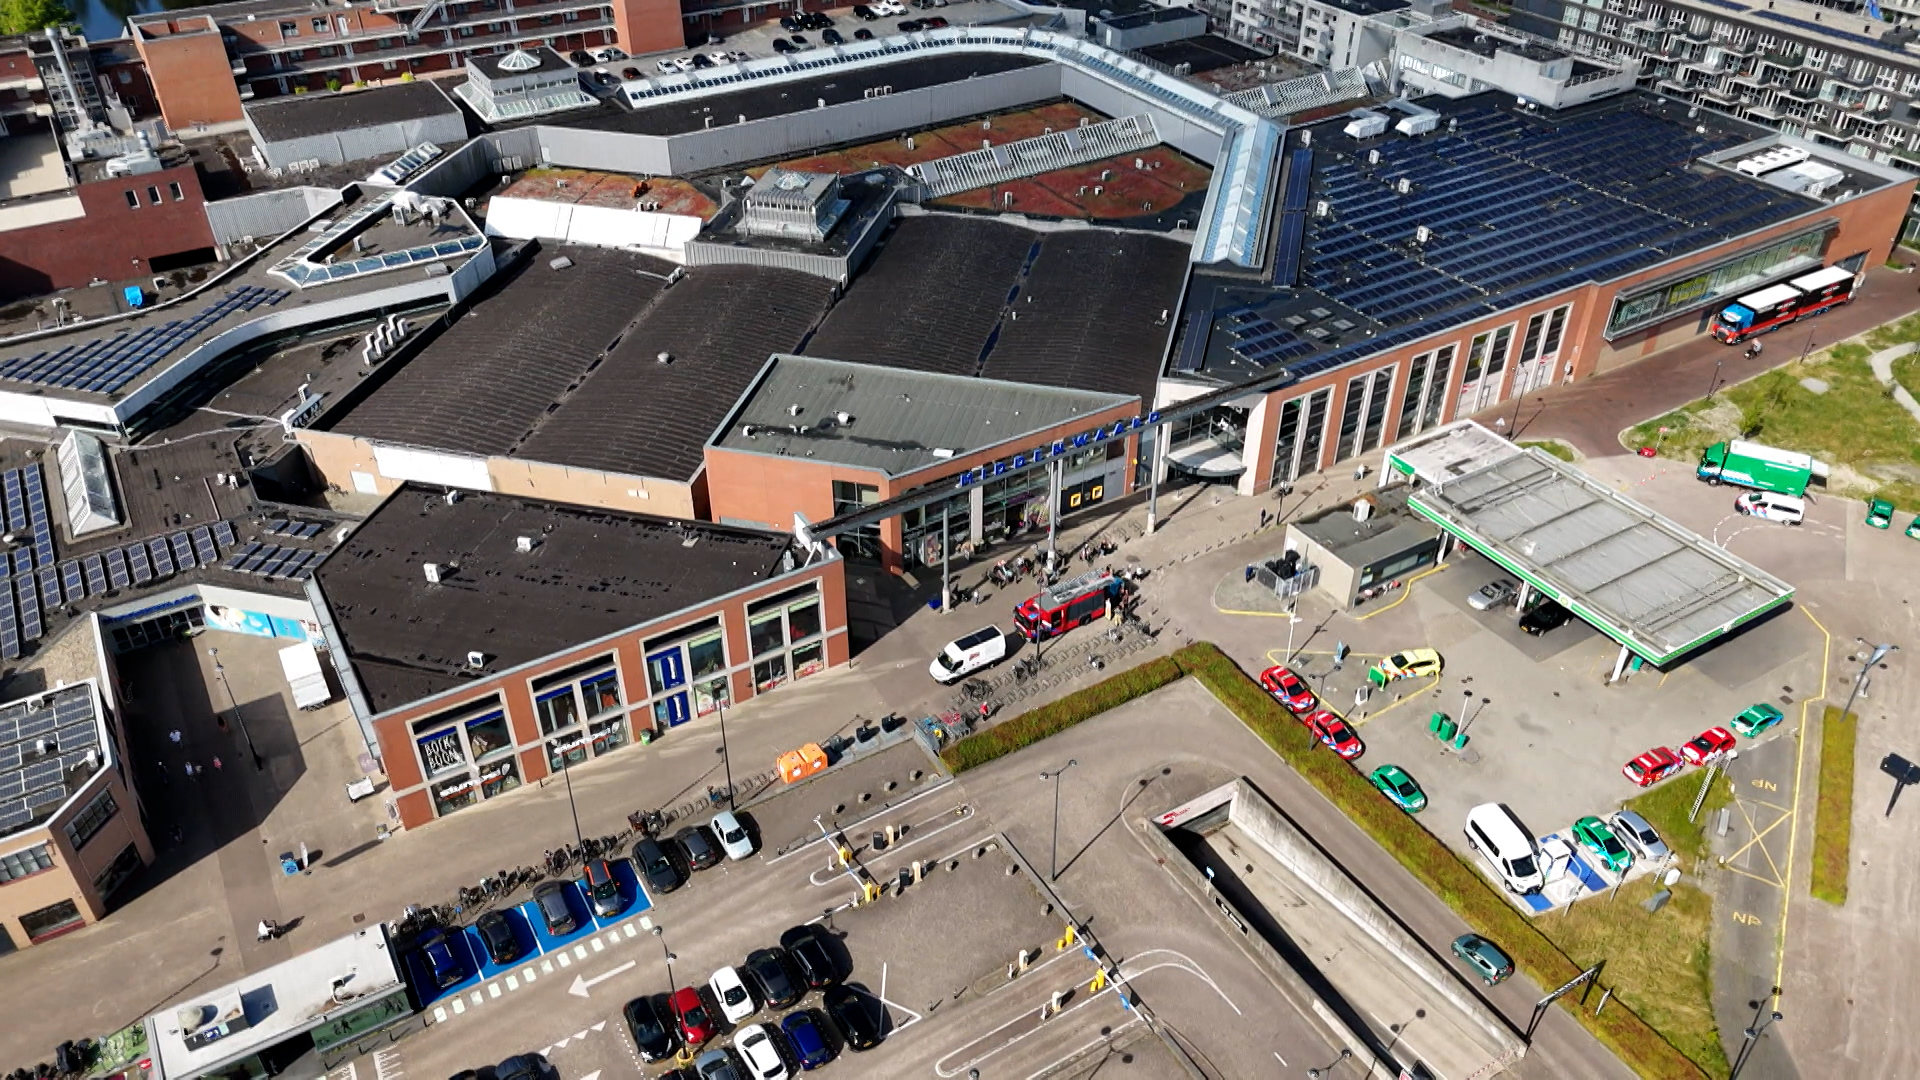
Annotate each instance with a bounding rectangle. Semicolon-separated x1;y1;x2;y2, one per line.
205;605;314;640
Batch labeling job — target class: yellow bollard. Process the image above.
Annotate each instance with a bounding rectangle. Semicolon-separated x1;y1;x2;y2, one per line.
1089;968;1108;993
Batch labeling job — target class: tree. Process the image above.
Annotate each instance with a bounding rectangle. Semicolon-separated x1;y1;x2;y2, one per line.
0;0;72;35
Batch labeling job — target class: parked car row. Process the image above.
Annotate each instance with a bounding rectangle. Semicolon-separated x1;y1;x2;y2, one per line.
1261;663;1438;812
626;926;882;1075
1622;704;1781;787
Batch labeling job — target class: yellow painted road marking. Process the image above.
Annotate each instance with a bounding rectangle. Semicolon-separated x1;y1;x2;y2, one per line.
1354;563;1448;621
1777;607;1830;995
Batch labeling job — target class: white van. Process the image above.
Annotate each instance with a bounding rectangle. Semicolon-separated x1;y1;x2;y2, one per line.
930;625;1008;683
1464;803;1544;895
1734;490;1804;525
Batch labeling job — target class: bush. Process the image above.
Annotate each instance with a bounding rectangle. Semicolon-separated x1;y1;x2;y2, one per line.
1811;706;1856;905
1179;643;1710;1080
939;655;1185;772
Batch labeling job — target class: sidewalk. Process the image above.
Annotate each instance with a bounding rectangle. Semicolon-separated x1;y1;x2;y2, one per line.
1473;265;1920;458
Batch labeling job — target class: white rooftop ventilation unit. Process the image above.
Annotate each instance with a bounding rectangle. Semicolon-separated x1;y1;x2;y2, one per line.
423;562;441;584
516;536;536;553
467;651;486;669
1734;146;1810;176
1344;111;1389;139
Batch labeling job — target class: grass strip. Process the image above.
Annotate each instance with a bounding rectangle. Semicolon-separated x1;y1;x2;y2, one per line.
1177;642;1713;1080
1810;706;1856;905
938;654;1185;772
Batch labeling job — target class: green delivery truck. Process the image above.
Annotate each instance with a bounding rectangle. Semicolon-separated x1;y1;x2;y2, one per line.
1696;440;1823;496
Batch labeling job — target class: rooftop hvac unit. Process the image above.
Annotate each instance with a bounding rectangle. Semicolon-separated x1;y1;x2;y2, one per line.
516;535;535;553
467;651;486;669
1315;200;1330;218
1415;225;1431;244
1352;499;1372;522
1396;177;1412;194
423;562;441;583
1367;148;1380;165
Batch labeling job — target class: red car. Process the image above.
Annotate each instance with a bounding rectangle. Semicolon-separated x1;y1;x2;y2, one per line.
1679;726;1736;767
1622;747;1684;787
1308;711;1364;760
1259;665;1317;714
669;986;715;1045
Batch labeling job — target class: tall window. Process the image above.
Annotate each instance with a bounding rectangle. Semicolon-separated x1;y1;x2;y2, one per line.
746;583;827;692
831;481;881;561
63;791;118;851
0;843;54;882
1334;366;1395;463
1396;344;1457;440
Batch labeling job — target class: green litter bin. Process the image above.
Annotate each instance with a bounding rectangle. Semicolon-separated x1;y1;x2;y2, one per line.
1429;712;1449;735
1437;717;1457;741
1453;730;1470;750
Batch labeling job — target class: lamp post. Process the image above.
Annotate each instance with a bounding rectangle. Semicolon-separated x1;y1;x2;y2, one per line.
1839;638;1897;726
1727;991;1783;1080
1707;352;1725;399
560;744;584;846
717;691;735;810
1039;759;1077;882
1307;1048;1352;1078
206;648;264;770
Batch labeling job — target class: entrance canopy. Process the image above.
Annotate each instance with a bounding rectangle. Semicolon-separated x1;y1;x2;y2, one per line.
1405;437;1794;665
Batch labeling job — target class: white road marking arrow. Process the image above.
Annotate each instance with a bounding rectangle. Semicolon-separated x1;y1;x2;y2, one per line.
567;960;636;998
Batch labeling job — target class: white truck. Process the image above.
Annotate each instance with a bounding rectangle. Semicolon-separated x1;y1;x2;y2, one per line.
279;641;332;710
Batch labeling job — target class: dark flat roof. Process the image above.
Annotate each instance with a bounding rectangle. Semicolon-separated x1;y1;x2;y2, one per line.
314;484;795;711
332;246;672;457
1134;34;1269;74
515;265;834;481
544;52;1046;137
470;47;575;80
1179;90;1826;383
808;215;1181;407
332;246;835;482
245;82;460;145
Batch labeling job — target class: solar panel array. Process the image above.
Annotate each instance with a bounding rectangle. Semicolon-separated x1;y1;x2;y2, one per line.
222;542;329;582
1217;102;1812;375
0;687;100;833
0;287;289;395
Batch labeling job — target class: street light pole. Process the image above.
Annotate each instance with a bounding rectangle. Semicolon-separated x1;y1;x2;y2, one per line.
718;693;735;810
1040;759;1078;882
1727;991;1783;1080
207;648;264;770
1307;1048;1353;1078
1839;638;1897;726
561;749;583;846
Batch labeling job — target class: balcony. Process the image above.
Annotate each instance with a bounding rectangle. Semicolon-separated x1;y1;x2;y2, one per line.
1760;50;1804;69
245;13;609;77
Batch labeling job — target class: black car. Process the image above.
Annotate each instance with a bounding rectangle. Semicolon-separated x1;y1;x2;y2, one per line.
623;995;678;1062
476;911;520;966
924;14;947;26
634;837;685;894
568;49;592;65
1518;599;1573;636
853;27;873;38
790;33;809;45
674;824;722;871
898;19;922;31
493;1056;557;1080
447;1070;496;1080
590;70;617;86
532;881;579;935
691;52;714;67
743;948;800;1008
823;986;882;1051
852;4;877;18
779;13;803;30
771;38;795;52
778;924;839;989
822;28;843;44
808;10;834;27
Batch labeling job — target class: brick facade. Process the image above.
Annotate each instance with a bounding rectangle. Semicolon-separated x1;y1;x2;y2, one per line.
0;163;214;296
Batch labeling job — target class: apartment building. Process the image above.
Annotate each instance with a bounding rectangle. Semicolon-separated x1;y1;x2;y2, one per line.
130;0;680;129
1500;0;1920;220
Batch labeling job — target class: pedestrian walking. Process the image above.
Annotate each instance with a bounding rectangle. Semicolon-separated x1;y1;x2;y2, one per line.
169;730;182;744
185;761;199;778
212;756;223;771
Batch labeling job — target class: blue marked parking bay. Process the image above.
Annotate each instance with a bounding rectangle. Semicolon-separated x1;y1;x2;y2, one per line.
1563;852;1609;893
464;907;538;980
407;928;484;1006
1519;891;1553;913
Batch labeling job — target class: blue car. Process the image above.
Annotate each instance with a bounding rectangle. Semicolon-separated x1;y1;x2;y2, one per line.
419;928;463;989
781;1010;835;1070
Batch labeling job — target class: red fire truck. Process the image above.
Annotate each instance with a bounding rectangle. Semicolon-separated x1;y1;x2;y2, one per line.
1014;569;1124;642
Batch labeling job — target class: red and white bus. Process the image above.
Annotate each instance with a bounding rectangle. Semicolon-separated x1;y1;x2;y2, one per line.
1013;569;1124;642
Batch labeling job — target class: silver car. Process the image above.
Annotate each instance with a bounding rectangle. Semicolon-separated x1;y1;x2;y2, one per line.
1610;809;1670;861
711;810;755;860
1468;578;1518;611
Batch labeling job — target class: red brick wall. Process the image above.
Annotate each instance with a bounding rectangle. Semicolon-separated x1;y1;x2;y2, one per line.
134;19;244;128
613;0;689;55
0;163;214;296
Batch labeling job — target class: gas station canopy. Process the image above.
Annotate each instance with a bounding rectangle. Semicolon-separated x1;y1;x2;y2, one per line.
1398;425;1794;666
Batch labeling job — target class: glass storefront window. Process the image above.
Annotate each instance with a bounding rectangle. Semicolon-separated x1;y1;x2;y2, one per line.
536;689;579;735
792;642;825;679
582;672;621;717
546;734;589;772
432;775;478;816
417;728;468;779
750;614;785;658
590;717;628;755
479;758;520;799
694;676;729;717
753;655;787;692
20;899;83;943
464;712;511;760
687;633;725;680
787;601;821;643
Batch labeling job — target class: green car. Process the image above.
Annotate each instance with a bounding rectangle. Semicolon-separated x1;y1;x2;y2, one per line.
1731;702;1785;738
1368;764;1427;813
1571;815;1633;874
1906;515;1920;540
1450;934;1513;985
1868;499;1895;529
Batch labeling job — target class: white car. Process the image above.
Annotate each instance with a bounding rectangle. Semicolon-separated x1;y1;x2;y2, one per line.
592;46;628;62
655;58;677;73
711;809;754;860
672;55;696;72
1734;490;1805;525
733;1024;788;1080
710;965;756;1024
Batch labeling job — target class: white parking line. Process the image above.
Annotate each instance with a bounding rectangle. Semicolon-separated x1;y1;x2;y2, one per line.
432;1007;448;1023
573;944;589;960
804;811;980;887
541;959;554;974
556;951;572;967
468;991;482;1006
767;779;957;865
591;938;605;952
450;999;466;1015
506;975;520;990
1023;1017;1143;1080
488;983;502;999
373;1049;404;1080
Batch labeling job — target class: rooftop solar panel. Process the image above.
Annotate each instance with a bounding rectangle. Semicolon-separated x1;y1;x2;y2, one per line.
38;568;59;609
223;542;261;570
60;561;83;599
149;538;175;577
213;520;236;547
128;543;152;585
192;527;217;565
170;532;196;569
83;555;106;596
105;548;128;590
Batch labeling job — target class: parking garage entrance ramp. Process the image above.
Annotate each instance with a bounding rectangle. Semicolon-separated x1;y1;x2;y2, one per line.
1404;438;1794;666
